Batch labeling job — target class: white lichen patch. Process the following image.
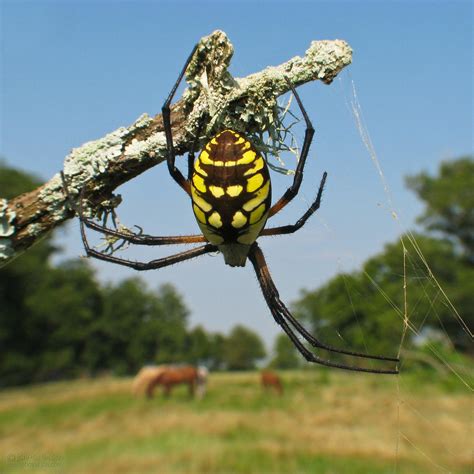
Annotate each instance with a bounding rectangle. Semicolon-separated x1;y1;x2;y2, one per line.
38;127;130;218
134;113;153;129
63;127;127;180
35;113;166;226
0;199;15;237
0;238;14;260
124;132;167;161
36;173;70;224
303;39;352;82
25;222;46;235
0;199;16;261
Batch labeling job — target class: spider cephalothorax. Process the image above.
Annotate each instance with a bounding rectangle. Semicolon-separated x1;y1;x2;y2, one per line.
62;43;399;374
191;129;271;266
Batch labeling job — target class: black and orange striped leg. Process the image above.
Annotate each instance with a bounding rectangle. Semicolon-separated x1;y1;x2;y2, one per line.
268;78;319;218
80;220;216;271
248;243;399;374
61;172;206;247
262;172;328;237
187;151;195;181
162;44;199;197
81;218;206;246
71;177;217;269
187;117;206;180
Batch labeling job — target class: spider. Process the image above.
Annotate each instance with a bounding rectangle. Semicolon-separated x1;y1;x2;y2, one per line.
62;44;399;374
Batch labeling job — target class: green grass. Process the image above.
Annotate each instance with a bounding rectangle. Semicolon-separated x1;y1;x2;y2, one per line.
0;370;471;473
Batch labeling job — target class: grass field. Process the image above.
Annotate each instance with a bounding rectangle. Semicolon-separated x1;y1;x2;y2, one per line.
0;370;471;473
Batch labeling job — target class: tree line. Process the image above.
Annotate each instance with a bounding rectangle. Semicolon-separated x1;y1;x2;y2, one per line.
291;156;473;370
1;156;472;386
0;161;280;387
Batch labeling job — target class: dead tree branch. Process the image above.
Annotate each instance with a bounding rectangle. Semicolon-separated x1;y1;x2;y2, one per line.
0;30;352;267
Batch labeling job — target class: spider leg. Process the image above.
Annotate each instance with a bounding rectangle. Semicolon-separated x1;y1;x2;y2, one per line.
75;185;217;270
82;219;206;246
262;172;327;236
187;117;206;181
82;226;216;271
268;77;321;218
61;173;215;268
248;243;399;374
188;151;195;181
61;172;206;246
162;44;199;197
76;194;216;270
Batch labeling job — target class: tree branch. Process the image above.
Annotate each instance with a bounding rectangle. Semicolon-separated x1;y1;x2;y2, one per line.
0;30;352;267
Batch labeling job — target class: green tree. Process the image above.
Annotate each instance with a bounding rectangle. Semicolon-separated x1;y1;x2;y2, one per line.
99;280;190;373
292;157;474;360
0;159;43;198
364;235;473;354
1;160;196;385
152;283;190;365
293;233;473;360
98;277;158;375
207;332;227;370
0;161;54;321
405;156;474;352
0;160;59;385
24;259;104;380
270;333;301;369
223;325;266;370
406;156;474;264
185;325;212;365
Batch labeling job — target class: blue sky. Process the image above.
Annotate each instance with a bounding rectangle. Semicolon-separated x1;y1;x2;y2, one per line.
1;1;472;349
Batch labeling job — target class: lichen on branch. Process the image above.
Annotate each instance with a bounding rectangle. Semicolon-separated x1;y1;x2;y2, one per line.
0;29;352;267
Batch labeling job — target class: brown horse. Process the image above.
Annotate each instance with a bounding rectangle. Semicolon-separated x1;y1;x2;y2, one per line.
145;365;208;399
132;365;168;397
261;370;283;395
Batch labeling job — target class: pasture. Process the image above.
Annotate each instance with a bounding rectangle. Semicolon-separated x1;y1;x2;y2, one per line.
0;370;470;473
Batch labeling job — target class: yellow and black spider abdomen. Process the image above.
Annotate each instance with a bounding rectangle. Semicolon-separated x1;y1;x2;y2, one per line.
191;130;271;263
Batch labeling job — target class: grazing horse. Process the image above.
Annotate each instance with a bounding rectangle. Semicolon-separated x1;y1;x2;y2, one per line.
261;370;283;395
132;365;168;397
145;365;208;399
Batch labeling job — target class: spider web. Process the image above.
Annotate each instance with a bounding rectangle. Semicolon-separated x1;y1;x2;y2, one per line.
66;72;472;472
257;76;472;470
342;76;473;473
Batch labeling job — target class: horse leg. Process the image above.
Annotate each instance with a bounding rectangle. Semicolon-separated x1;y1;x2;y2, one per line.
188;379;196;398
146;378;157;399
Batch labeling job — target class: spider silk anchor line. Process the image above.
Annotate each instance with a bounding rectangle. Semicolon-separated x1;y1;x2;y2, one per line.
62;43;399;375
